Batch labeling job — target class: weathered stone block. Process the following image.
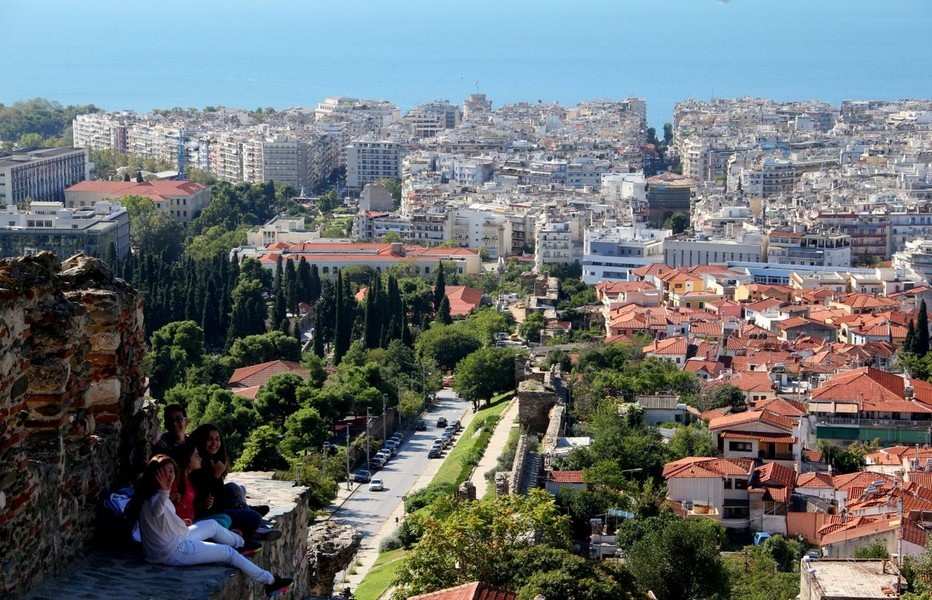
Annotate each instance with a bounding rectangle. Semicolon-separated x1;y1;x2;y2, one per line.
26;360;70;395
88;332;121;354
85;379;120;407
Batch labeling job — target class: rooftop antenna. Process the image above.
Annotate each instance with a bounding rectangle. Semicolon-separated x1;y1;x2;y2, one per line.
176;129;187;181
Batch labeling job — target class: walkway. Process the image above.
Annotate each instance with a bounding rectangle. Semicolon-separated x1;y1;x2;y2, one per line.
468;396;520;498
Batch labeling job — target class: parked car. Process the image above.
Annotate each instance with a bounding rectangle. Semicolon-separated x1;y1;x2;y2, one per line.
428;447;442;459
368;460;383;471
375;451;390;465
442;376;454;388
450;420;462;431
383;441;398;455
415;419;427;431
352;470;372;483
436;417;448;428
369;479;384;492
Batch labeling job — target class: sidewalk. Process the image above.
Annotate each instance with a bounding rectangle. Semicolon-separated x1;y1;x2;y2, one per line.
468;396;519;498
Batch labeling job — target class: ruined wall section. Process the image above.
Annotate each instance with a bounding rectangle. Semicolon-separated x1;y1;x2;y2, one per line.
0;253;152;597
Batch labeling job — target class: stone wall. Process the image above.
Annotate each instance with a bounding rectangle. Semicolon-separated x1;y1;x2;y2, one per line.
516;380;558;434
0;253;151;597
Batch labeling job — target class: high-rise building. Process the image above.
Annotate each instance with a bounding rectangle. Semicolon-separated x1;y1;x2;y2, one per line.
0;148;90;205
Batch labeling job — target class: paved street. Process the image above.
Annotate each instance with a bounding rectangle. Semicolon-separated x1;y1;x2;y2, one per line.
331;388;470;543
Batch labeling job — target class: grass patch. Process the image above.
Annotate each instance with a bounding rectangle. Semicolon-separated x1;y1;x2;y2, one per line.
430;390;514;488
354;548;407;600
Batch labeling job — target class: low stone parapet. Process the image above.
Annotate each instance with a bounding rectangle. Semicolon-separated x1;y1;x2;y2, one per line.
23;473;310;600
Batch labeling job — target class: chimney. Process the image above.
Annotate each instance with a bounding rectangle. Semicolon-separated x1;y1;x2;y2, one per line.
390;242;403;256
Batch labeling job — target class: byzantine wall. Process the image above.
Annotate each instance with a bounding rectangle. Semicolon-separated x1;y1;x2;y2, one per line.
0;253;152;597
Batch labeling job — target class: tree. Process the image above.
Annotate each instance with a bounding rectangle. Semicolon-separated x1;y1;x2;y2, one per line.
281;407;328;456
227;279;267;342
663;122;673;145
817;439;866;474
918;300;930;357
854;539;890;559
625;518;728;600
663;212;689;235
667;424;715;459
415;325;482;371
519;312;545;343
436;295;453;325
144;321;205;399
234;425;289;471
224;330;301;369
454;347;519;408
391;490;571;599
364;270;384;349
255;372;309;428
464;309;515;346
907;319;917;355
433;262;446;311
333;271;355;363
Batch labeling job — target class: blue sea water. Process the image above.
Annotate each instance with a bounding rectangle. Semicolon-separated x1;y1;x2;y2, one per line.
2;0;931;127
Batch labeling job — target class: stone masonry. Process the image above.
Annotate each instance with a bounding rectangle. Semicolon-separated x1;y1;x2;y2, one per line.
0;253;151;597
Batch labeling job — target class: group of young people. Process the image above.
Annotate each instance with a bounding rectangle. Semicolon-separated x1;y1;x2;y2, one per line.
125;404;294;597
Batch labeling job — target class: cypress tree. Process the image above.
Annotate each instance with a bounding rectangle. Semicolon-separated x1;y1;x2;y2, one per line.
918;300;930;357
273;255;284;297
312;306;325;357
284;258;298;313
309;264;322;303
437;295;453;325
274;286;287;327
906;319;917;354
296;257;311;306
433;262;446;311
364;270;384;349
334;271;348;364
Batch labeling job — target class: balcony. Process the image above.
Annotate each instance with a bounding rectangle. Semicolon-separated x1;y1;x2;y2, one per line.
816;416;932;429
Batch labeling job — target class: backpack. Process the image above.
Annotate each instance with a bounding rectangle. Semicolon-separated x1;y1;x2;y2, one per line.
95;487;142;554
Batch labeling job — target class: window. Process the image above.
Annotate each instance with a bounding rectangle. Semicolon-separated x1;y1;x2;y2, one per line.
734;479;749;490
728;441;753;452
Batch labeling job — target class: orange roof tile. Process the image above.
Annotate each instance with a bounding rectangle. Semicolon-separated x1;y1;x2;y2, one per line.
408;582;517;600
228;360;309;388
709;409;795;432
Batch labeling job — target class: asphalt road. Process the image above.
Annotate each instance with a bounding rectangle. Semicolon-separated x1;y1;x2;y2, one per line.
332;389;470;540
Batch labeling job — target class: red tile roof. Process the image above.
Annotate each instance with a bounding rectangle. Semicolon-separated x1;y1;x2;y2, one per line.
708;409;795;432
445;285;484;317
228;360;309;388
66;179;208;203
662;457;754;479
408;582;517;600
546;470;585;483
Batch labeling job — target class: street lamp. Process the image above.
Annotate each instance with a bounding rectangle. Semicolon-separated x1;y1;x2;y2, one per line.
345;423;351;490
365;407;371;470
382;393;388;439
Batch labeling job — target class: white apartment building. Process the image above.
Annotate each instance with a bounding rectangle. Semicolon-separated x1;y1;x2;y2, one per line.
0;148;90;206
447;208;512;260
601;172;646;203
766;231;851;268
346;139;404;192
889;211;932;256
664;234;765;268
72;112;133;153
739;157;796;197
582;227;669;284
893;239;932;285
535;214;584;271
246;216;320;247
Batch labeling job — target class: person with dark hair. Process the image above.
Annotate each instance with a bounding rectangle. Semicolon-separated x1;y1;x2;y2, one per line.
170;443;234;534
126;455;293;597
153;404;191;459
190;424;277;541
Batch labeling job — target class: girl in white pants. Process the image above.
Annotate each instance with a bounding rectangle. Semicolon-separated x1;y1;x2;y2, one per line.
127;454;292;597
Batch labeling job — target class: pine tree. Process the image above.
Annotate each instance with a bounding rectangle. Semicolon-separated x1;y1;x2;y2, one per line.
433;262;446;311
382;274;403;346
437;295;453;325
918;300;930;357
906;319;917;354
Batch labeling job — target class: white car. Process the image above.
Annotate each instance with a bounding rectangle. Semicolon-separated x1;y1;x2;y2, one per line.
369;479;384;492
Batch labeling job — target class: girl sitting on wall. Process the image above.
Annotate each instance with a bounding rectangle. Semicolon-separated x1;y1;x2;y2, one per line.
126;454;293;597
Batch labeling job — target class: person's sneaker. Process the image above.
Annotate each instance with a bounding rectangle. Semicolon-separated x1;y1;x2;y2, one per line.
265;575;293;597
252;504;271;517
249;526;283;542
238;539;263;557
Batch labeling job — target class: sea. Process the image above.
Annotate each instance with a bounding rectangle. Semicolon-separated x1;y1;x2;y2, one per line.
2;0;932;127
